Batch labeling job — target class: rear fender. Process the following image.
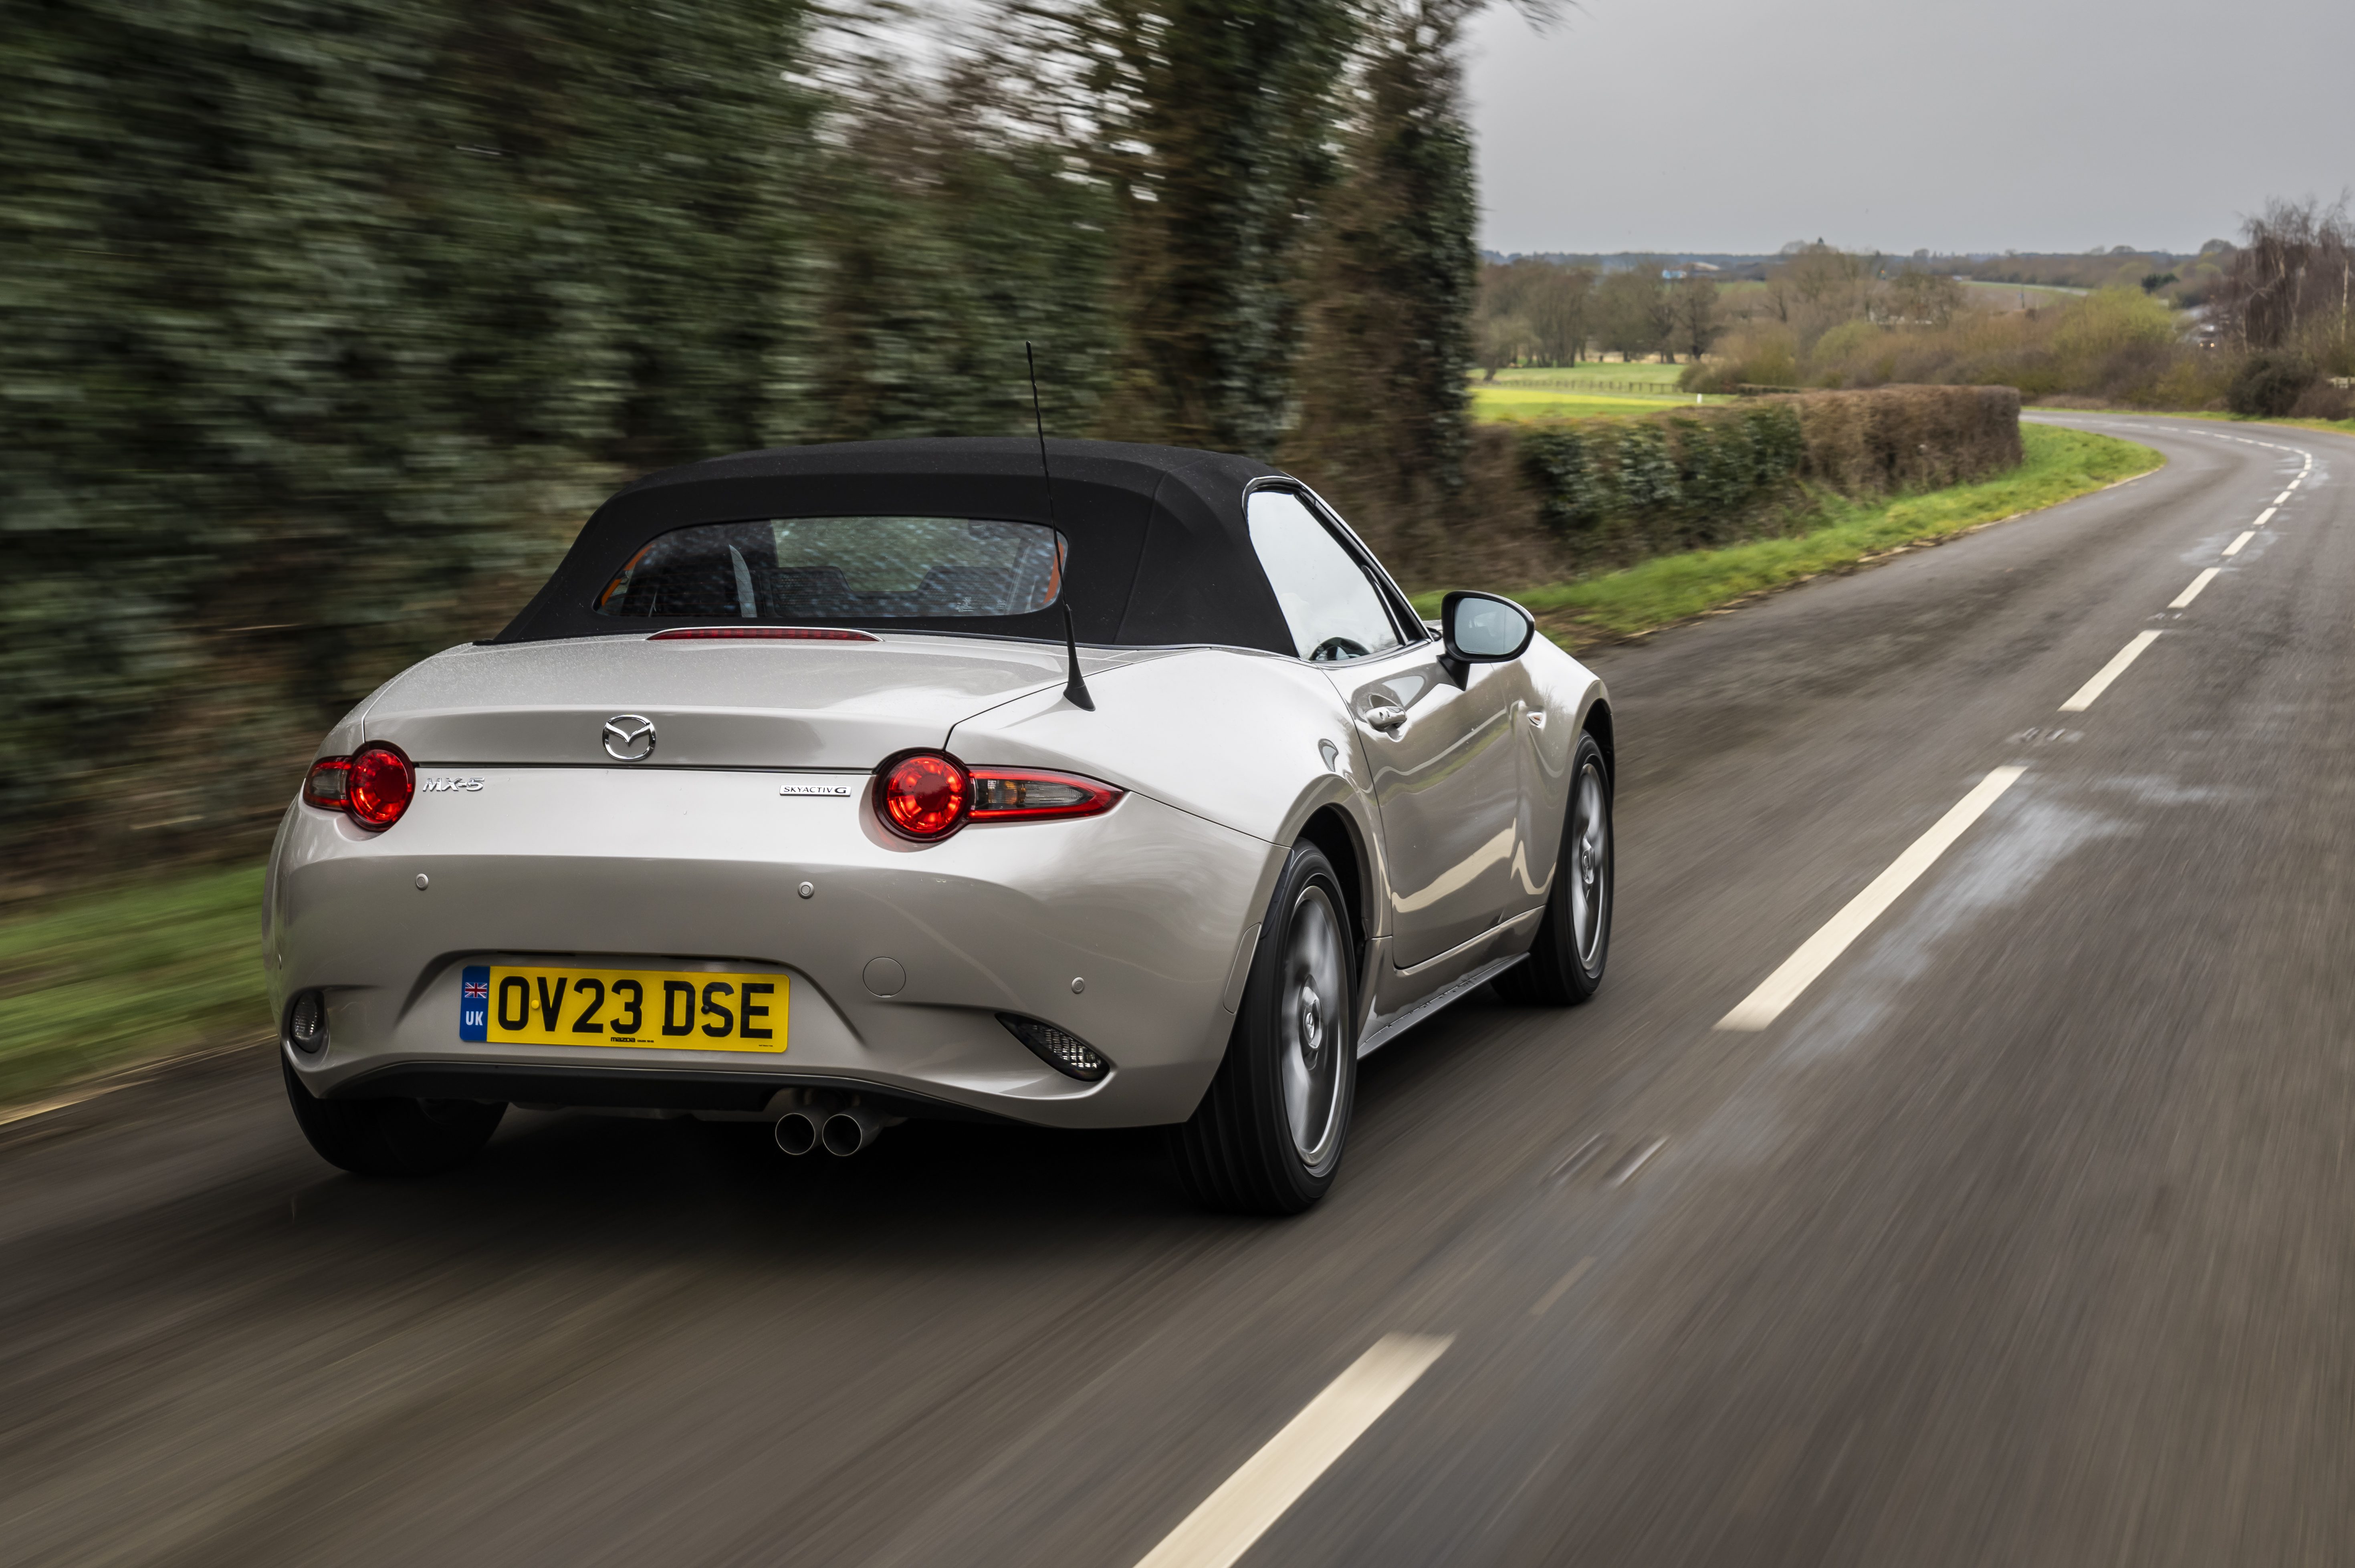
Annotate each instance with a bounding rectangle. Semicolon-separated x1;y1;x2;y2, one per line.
944;647;1365;851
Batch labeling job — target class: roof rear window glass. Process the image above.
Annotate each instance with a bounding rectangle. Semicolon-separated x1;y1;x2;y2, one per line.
594;517;1067;621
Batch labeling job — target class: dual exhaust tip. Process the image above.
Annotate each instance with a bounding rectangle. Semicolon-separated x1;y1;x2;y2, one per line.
774;1102;897;1158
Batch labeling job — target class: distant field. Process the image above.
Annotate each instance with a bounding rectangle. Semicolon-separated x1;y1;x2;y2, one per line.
1483;363;1689;389
1961;279;2087;305
1472;366;1725;422
1472;388;1720;422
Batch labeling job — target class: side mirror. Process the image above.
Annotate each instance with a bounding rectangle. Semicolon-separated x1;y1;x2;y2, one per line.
1441;591;1535;667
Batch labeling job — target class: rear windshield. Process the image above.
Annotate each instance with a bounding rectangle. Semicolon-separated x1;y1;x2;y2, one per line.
595;516;1068;621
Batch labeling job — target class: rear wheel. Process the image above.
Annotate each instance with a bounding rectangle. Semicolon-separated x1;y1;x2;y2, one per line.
1171;842;1356;1215
1497;731;1612;1006
282;1058;504;1177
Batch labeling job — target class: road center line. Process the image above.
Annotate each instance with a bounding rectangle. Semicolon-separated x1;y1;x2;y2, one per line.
1716;766;2027;1032
1606;1137;1667;1186
2273;490;2292;505
2059;630;2163;713
1133;1334;1453;1568
2255;506;2278;526
2223;531;2255;557
1530;1258;1596;1317
2168;568;2220;609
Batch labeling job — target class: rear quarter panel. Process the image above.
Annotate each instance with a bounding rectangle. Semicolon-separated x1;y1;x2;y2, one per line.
944;647;1391;939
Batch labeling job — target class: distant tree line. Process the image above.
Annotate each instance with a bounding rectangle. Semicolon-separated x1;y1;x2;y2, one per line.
1475;257;1723;372
1959;246;2227;305
1679;211;2352;419
1;0;1506;870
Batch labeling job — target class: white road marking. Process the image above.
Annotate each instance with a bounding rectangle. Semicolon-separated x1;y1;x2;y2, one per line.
2255;507;2278;526
1529;1258;1596;1317
2286;478;2302;490
1548;1134;1606;1182
2223;531;2255;557
2169;568;2220;609
1606;1137;1667;1186
2274;491;2293;505
2058;630;2163;713
1132;1335;1453;1568
1716;766;2027;1032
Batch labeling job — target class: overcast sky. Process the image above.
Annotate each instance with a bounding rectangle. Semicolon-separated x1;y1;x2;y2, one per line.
1465;0;2353;256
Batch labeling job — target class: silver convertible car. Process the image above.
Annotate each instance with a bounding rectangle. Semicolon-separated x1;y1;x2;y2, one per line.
269;439;1614;1213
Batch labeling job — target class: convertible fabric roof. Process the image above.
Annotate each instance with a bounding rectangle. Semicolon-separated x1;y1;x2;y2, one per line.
494;437;1303;653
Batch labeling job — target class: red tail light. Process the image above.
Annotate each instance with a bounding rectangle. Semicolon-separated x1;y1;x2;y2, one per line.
649;627;878;641
879;752;969;839
875;752;1120;842
303;743;415;830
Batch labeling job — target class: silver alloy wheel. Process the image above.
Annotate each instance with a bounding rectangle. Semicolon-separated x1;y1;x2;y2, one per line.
1570;759;1610;970
1280;885;1348;1167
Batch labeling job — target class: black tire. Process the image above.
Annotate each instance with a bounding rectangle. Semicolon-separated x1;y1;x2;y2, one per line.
1497;730;1612;1006
1170;842;1358;1215
282;1058;505;1177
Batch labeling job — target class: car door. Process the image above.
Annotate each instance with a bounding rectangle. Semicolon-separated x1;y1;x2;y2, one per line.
1243;488;1522;975
1333;646;1526;972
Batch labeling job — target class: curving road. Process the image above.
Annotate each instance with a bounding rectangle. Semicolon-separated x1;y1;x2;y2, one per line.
4;414;2350;1567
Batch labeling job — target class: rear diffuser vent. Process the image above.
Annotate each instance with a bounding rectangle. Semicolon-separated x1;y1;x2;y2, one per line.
999;1014;1112;1082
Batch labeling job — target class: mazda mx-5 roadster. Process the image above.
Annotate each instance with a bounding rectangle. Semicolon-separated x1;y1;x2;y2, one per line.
268;437;1614;1213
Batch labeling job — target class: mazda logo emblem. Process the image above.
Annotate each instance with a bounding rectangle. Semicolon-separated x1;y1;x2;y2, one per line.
602;714;657;761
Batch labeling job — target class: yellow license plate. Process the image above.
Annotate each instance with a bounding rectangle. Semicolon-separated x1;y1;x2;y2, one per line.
460;963;786;1052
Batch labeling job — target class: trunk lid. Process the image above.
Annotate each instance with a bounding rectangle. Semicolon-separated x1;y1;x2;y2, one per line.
359;634;1080;770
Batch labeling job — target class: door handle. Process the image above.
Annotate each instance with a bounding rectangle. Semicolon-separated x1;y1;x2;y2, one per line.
1362;704;1409;734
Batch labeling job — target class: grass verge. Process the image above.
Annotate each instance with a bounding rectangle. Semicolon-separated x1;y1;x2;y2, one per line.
2112;409;2355;439
1413;423;2161;646
0;863;269;1107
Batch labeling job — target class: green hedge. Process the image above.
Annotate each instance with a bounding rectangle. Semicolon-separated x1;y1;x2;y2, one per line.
1513;385;2024;557
1520;402;1808;539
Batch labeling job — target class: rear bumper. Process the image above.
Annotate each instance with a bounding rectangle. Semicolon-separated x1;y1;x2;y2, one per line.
266;767;1278;1128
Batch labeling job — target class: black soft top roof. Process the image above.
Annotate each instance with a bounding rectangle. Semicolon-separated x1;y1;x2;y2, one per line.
494;437;1310;652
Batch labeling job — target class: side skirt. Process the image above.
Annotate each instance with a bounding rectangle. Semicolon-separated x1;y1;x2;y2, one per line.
1358;952;1530;1058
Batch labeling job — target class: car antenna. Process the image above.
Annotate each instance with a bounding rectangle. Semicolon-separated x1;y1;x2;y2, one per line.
1027;341;1094;712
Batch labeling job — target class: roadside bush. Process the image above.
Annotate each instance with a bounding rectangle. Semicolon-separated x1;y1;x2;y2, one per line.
1809;320;1889;385
1709;285;2198;409
1678;324;1799;393
2228;353;2316;416
2289;379;2353;420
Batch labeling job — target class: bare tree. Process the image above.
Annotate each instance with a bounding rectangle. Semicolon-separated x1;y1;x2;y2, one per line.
2216;196;2353;364
1670;273;1721;361
1593;265;1665;361
1888;268;1965;327
1527;264;1595;365
1477;312;1530;379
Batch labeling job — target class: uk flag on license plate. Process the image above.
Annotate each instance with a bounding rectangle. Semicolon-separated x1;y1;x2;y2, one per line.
460;965;490;1042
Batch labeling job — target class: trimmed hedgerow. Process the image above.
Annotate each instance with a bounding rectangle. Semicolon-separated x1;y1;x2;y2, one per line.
1515;385;2020;556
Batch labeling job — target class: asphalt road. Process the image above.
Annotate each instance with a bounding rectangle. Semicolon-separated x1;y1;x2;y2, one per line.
5;414;2350;1568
